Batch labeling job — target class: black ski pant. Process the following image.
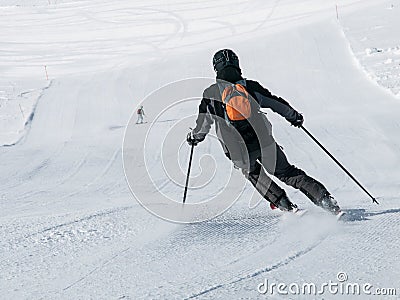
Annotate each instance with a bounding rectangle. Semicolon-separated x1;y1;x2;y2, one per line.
242;142;328;206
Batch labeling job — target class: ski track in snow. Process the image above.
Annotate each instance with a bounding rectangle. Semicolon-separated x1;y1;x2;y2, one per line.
185;241;323;299
1;0;400;299
181;213;331;299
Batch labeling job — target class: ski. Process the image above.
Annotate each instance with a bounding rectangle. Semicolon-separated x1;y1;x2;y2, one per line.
336;211;346;221
293;207;308;217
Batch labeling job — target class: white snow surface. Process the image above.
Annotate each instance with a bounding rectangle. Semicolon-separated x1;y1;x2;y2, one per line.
1;0;400;299
341;1;400;97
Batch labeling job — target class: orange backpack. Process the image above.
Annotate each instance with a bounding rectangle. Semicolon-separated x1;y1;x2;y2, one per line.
221;83;251;121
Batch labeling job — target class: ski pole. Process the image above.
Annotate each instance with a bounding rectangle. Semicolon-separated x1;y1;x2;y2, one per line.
183;143;195;203
301;125;379;204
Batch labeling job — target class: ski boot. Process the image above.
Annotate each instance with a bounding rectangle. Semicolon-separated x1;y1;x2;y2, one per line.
319;192;341;215
272;195;298;212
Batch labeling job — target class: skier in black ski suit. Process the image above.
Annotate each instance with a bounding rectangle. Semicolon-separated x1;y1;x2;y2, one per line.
187;49;341;214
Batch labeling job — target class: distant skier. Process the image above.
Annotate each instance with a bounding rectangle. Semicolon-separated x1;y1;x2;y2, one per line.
136;105;145;124
186;49;341;214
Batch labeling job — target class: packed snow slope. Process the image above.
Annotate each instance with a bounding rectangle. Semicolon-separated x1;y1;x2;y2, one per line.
1;0;399;299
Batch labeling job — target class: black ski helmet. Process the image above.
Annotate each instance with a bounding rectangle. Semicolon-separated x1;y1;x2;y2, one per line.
212;49;240;73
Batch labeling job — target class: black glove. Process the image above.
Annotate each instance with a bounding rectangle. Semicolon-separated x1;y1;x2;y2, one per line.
186;131;200;146
290;113;304;128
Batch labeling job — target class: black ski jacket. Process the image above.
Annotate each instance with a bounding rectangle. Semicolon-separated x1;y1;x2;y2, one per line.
193;79;302;167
